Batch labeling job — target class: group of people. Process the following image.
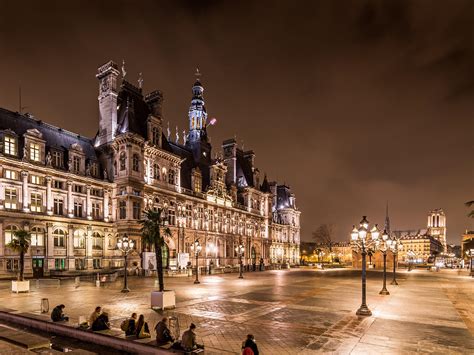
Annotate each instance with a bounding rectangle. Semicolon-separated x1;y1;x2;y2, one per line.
120;312;151;338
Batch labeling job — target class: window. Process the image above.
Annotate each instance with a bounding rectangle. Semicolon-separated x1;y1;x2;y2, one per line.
30;143;40;161
4;170;17;180
153;164;160;180
168;208;176;225
90;163;98;177
133;202;141;219
6;259;19;271
152;127;160;145
30;175;41;185
53;229;66;247
74;185;83;193
73;156;81;172
30;227;45;246
30;192;42;212
93;259;101;269
168;169;175;185
132;154;140;172
119;201;127;219
194;175;201;192
92;202;100;219
73;230;85;248
120;153;126;171
55;258;66;270
91;188;102;197
4;136;16;155
5;188;17;209
5;225;19;244
74;200;83;217
92;232;103;250
52;151;63;168
53;180;63;189
53;198;63;215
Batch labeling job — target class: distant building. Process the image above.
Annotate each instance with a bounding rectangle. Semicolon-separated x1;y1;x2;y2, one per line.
427;209;447;252
300;241;352;265
394;231;443;263
447;244;462;258
461;231;474;261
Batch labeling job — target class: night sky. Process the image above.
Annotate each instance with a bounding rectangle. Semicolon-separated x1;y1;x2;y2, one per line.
0;1;472;243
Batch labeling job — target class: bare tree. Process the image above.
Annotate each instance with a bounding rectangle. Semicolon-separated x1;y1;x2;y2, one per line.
312;224;335;253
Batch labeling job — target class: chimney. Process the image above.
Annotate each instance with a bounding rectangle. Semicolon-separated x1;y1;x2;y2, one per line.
96;61;120;146
222;138;237;185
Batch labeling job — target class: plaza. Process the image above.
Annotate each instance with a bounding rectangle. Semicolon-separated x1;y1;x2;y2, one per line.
0;268;473;354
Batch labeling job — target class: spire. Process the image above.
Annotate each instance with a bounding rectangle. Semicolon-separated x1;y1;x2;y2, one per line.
187;68;208;143
384;201;391;236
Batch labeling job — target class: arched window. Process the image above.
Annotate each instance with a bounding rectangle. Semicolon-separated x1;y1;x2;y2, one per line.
153;164;160;180
73;230;85;248
5;225;19;244
132;154;140;172
53;228;66;247
168;169;175;185
119;152;126;171
31;227;45;246
92;232;103;250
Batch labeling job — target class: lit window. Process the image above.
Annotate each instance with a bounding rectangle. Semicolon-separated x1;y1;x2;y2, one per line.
92;232;103;250
53;229;66;247
30;227;44;246
30;143;40;161
5;225;19;244
30;175;41;185
73;230;85;248
4;170;17;180
30;192;42;212
4;136;16;155
5;188;17;209
55;258;66;270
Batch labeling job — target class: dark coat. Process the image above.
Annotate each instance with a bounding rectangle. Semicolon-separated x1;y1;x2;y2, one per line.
125;319;136;336
92;314;110;331
51;306;65;322
244;339;259;355
155;321;173;343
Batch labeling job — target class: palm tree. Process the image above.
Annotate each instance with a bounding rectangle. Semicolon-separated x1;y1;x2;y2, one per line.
140;208;171;292
465;200;474;218
7;230;31;281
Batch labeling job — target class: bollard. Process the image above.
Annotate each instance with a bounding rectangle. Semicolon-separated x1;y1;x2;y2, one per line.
41;298;49;313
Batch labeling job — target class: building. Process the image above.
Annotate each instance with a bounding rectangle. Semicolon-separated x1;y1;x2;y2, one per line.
461;231;474;261
427;208;447;252
0;60;300;278
395;231;443;264
300;241;352;265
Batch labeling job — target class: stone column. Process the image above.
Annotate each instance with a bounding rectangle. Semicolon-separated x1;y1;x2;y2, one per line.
86;185;92;220
46;223;55;272
111;188;117;221
86;227;93;269
46;176;53;215
21;171;29;212
67;224;75;270
67;180;73;217
103;189;109;222
0;224;4;257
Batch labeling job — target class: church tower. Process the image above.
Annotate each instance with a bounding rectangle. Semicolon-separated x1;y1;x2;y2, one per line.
427;209;447;252
384;202;391;236
186;70;211;163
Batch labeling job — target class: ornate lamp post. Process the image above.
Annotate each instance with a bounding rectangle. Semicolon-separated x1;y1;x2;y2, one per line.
387;236;402;285
377;230;390;295
467;249;474;277
351;216;380;316
236;243;245;279
117;234;134;293
192;240;202;284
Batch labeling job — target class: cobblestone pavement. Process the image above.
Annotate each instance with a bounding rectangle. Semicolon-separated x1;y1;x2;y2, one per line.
0;268;473;354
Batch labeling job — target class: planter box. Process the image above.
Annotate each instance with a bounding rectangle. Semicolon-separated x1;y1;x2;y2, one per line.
12;280;30;293
151;290;175;310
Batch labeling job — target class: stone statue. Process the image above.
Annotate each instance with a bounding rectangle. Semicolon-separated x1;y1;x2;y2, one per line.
167;122;170;139
175;126;179;143
45;151;52;166
85;163;91;176
138;72;143;89
68;158;73;172
183;130;186;145
103;169;108;180
22;146;28;161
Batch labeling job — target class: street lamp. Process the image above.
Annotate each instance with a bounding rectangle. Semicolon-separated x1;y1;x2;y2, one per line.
191;240;202;284
117;234;134;293
377;230;390;295
466;249;474;277
387;235;402;285
350;216;379;316
235;243;245;279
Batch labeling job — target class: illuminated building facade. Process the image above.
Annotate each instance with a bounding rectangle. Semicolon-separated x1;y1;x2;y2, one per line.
0;60;300;278
427;208;447;252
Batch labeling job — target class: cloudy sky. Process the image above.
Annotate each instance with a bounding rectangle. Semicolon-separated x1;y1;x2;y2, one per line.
0;0;472;243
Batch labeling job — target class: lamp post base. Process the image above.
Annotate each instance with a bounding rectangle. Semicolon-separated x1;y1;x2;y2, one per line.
194;280;200;284
121;288;130;293
379;288;390;295
356;305;372;316
238;275;243;279
390;279;398;285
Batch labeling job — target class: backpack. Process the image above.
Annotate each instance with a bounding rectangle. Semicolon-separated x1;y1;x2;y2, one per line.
120;319;129;332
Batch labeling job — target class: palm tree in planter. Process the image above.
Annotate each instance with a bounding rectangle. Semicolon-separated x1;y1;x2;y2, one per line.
140;208;174;309
7;229;31;293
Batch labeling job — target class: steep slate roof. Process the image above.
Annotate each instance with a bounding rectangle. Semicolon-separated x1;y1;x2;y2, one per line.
235;149;254;188
0;107;99;166
116;81;150;138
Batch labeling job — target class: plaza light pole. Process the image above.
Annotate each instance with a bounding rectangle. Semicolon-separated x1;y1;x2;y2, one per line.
387;236;402;285
377;230;390;295
467;249;474;277
117;234;134;293
192;240;202;284
351;216;380;316
236;243;245;279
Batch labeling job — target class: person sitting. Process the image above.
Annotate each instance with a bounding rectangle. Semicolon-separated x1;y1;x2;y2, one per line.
181;323;204;351
135;314;151;339
91;311;110;331
122;313;137;336
242;334;259;355
89;306;101;327
155;317;174;345
51;304;69;322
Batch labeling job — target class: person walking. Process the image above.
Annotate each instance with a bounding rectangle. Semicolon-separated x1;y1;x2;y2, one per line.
89;306;101;326
155;317;174;345
92;311;110;331
242;334;259;355
51;304;69;322
135;314;151;339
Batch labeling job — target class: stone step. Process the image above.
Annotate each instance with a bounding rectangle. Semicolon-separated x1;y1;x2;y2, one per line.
0;324;50;350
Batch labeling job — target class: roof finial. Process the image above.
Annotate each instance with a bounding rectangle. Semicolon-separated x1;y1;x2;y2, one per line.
138;72;143;89
385;201;391;236
195;67;201;79
167;122;170;139
121;59;127;78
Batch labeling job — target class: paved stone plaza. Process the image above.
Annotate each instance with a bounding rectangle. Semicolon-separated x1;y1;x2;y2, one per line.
0;269;473;354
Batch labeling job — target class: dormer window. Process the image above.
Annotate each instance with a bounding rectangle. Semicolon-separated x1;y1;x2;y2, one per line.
52;151;63;168
132;154;140;172
4;136;16;155
30;143;40;161
73;156;81;172
152;127;160;145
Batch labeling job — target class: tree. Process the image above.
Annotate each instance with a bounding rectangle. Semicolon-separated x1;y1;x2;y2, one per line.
312;224;335;252
465;200;474;218
140;208;171;292
7;230;31;281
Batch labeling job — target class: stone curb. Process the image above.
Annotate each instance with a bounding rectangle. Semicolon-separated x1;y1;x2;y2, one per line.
0;311;170;354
